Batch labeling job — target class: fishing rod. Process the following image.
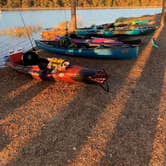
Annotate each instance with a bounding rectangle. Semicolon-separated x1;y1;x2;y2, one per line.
19;11;35;50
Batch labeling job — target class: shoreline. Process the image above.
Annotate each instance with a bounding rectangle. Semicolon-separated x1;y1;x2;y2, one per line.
0;12;165;166
0;13;165;166
1;6;162;11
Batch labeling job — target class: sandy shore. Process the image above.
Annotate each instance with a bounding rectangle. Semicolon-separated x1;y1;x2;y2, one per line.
0;14;166;166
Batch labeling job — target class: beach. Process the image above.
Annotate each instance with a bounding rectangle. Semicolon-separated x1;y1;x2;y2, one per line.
0;14;166;166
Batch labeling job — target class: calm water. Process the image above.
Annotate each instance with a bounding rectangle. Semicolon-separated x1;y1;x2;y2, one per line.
0;8;162;66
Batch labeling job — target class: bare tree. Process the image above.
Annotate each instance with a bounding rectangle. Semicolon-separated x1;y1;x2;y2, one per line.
70;0;77;31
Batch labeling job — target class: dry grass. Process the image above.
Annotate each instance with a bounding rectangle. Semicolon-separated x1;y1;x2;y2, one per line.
0;26;42;37
41;17;85;40
41;21;70;40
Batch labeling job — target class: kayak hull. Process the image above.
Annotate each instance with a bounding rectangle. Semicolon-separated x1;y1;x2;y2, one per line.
35;40;139;59
6;50;109;84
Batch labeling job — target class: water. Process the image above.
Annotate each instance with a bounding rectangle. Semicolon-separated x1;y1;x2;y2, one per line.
0;8;162;66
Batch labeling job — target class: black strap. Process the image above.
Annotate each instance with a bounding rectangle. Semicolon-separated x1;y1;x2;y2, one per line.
99;80;110;92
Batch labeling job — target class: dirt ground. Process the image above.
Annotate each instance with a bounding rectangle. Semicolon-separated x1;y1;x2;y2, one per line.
0;14;165;166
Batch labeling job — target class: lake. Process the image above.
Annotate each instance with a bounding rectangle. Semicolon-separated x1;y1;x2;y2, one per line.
0;8;162;66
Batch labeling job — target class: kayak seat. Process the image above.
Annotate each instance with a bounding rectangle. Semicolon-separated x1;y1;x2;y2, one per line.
23;51;49;70
23;51;39;66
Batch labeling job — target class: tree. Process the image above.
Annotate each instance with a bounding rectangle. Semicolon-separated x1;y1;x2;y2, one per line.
0;0;163;8
6;0;21;8
161;0;166;24
70;0;77;31
0;0;7;7
22;0;30;8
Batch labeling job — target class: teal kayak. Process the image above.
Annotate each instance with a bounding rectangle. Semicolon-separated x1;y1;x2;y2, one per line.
76;26;155;37
114;19;152;27
35;40;139;59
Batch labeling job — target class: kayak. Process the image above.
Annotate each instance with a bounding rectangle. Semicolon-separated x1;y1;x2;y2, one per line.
6;49;109;85
78;15;156;30
67;37;141;46
115;15;155;23
114;19;156;27
96;19;155;30
71;37;123;45
55;35;141;46
35;40;139;59
76;25;156;37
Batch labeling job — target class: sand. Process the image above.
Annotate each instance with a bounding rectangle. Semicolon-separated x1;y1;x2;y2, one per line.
0;14;165;166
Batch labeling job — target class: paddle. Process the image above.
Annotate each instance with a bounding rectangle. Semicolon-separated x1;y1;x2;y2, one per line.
72;36;141;47
119;38;142;45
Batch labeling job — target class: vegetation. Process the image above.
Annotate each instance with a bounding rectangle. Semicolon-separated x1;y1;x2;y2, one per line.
0;26;41;37
41;21;68;40
0;0;162;8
